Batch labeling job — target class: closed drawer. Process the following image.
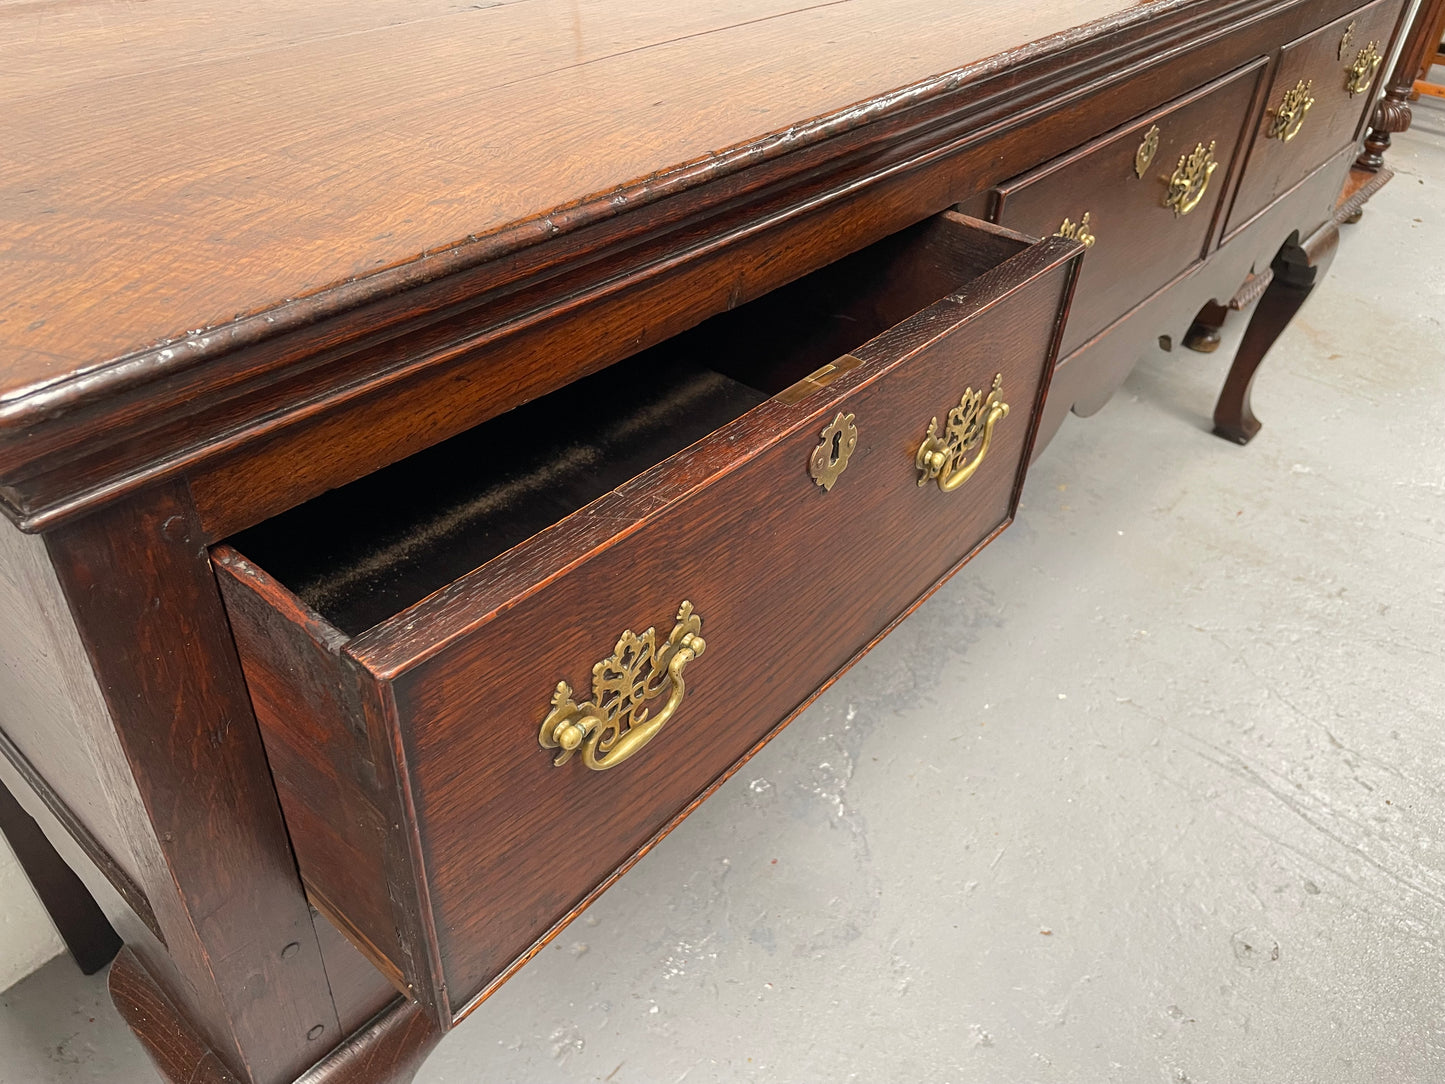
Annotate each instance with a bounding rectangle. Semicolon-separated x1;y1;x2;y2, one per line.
213;212;1082;1026
1226;0;1402;235
990;62;1264;359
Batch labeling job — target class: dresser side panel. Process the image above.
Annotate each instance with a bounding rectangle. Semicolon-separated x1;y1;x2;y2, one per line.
0;517;156;915
214;551;414;999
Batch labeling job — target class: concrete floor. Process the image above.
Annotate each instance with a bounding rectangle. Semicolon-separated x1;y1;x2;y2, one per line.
3;112;1442;1083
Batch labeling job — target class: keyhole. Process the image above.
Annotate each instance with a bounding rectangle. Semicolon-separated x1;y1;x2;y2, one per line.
830;430;843;463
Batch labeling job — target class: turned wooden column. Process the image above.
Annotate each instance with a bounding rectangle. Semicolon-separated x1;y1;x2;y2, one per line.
1359;0;1445;169
1213;225;1340;445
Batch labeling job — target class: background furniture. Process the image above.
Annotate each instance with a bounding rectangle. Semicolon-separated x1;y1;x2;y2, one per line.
1359;0;1445;163
0;1;1413;1081
1413;0;1445;95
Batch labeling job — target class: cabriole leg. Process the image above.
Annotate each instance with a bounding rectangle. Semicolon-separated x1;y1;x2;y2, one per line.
1212;227;1338;444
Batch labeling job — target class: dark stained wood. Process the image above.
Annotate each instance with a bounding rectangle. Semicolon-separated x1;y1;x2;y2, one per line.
0;777;121;974
1031;140;1357;456
0;1;1421;1079
0;722;159;941
113;947;441;1084
110;948;244;1084
295;999;441;1084
1226;0;1402;236
0;516;164;934
311;913;406;1038
1208;155;1386;441
1359;0;1445;167
992;61;1266;357
1183;300;1233;352
215;218;1082;1025
0;0;1151;394
0;0;1394;538
1413;0;1445;89
1214;224;1340;443
227;216;1030;636
1336;162;1397;220
45;484;344;1084
216;552;427;1000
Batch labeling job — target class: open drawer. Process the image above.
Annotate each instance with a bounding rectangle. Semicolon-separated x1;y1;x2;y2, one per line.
213;212;1082;1026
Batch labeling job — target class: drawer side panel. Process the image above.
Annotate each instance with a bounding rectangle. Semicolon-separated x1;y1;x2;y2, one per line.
215;553;416;997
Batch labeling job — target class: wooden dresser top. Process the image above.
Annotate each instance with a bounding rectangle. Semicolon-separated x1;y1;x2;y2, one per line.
1;0;1178;407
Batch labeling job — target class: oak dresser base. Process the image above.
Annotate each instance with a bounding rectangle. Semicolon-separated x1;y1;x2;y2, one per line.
0;0;1419;1081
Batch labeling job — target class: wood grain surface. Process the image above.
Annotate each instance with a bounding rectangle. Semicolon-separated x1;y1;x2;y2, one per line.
1033;142;1357;456
112;946;439;1084
0;517;158;926
0;0;1159;398
403;241;1077;1022
993;60;1265;357
217;218;1082;1024
1359;0;1445;167
48;485;344;1083
0;0;1390;539
1226;0;1401;234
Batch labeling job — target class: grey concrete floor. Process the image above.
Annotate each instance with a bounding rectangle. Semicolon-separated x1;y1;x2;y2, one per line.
3;113;1443;1083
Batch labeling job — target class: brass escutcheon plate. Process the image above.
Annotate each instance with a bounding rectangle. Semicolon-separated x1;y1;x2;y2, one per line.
1135;125;1160;178
809;411;858;491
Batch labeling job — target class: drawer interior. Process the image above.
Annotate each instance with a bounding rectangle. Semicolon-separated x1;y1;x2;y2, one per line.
230;214;1028;636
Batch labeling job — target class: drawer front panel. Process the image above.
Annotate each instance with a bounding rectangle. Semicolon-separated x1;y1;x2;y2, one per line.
991;62;1263;360
383;238;1079;1015
1227;0;1402;235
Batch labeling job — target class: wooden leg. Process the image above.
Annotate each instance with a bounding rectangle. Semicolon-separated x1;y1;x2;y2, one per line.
0;777;121;975
1213;227;1337;444
1183;300;1230;354
1357;90;1412;171
112;949;443;1084
297;997;443;1084
1359;0;1445;170
43;483;343;1083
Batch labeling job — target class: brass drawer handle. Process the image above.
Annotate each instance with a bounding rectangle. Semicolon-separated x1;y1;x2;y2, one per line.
1055;212;1096;247
1344;41;1382;97
1267;80;1315;143
915;373;1009;492
1163;140;1217;217
539;601;706;771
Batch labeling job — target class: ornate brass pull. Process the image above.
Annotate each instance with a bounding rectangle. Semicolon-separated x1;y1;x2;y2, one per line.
1055;212;1096;247
1344;41;1382;97
1267;80;1315;142
1163;141;1217;217
539;601;706;771
915;374;1009;492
